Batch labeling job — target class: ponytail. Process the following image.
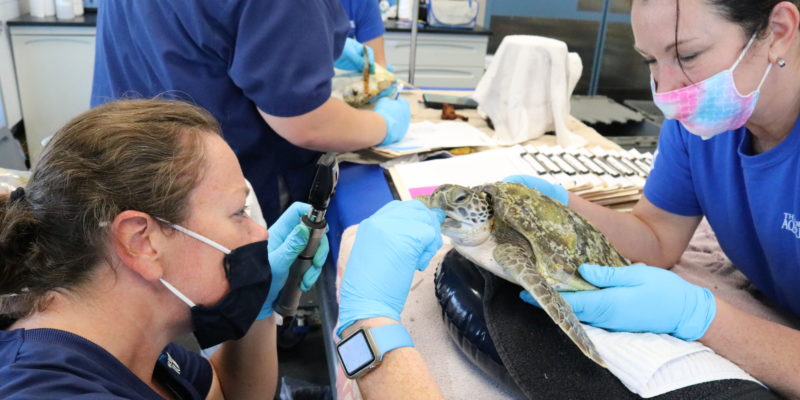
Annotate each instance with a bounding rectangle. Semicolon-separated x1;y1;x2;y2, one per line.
0;188;46;327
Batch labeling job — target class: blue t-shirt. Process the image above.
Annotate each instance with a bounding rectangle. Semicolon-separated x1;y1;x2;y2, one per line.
340;0;386;43
91;0;350;224
644;118;800;317
0;328;211;399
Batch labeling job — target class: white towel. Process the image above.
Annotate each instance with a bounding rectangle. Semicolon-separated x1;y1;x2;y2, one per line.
473;35;586;147
584;325;764;398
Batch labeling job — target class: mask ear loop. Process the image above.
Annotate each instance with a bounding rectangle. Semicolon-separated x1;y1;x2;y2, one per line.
160;278;196;307
154;218;232;307
730;33;758;71
158;219;232;255
753;63;773;92
730;33;773;96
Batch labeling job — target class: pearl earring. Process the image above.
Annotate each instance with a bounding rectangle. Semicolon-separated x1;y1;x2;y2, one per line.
777;57;787;68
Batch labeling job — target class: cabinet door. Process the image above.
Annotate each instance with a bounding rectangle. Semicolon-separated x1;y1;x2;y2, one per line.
385;32;488;68
11;29;95;164
385;32;488;88
391;66;485;88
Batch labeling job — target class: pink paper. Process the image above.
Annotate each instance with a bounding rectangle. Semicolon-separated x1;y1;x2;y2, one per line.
408;185;439;198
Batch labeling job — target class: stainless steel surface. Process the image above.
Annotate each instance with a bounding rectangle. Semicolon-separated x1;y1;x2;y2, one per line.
588;0;611;96
570;95;644;125
408;0;419;84
624;99;665;124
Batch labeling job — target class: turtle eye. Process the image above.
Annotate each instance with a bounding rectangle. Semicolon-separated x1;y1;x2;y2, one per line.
451;189;469;203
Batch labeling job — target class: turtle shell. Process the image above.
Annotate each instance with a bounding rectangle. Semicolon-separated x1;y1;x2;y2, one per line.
477;182;627;287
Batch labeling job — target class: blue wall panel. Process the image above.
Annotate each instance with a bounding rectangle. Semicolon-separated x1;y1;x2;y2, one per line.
485;0;630;27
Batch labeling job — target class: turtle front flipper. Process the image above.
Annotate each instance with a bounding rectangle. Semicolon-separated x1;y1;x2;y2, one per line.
493;243;607;368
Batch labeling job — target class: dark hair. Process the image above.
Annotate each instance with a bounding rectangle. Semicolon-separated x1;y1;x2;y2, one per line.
709;0;800;38
672;1;800;82
0;99;221;327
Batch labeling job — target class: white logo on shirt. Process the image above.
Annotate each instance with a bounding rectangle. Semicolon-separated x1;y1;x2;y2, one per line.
781;213;800;239
652;149;659;168
165;352;181;375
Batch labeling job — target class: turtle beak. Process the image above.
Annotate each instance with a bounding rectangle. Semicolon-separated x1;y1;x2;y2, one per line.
441;216;462;229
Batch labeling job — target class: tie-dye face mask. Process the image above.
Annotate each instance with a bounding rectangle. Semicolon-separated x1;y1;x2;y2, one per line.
651;34;772;139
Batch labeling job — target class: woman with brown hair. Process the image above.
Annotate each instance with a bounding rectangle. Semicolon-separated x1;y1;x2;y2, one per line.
0;99;330;399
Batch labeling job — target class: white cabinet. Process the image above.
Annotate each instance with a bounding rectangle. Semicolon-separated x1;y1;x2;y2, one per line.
10;25;95;164
385;32;488;88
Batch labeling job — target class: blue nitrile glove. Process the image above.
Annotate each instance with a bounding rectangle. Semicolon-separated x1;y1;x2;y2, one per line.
386;64;396;73
334;37;375;72
337;200;445;337
519;264;717;341
371;82;399;104
503;174;569;205
259;202;330;319
374;97;411;146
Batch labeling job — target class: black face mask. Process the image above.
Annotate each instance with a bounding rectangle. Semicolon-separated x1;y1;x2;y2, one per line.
160;224;271;349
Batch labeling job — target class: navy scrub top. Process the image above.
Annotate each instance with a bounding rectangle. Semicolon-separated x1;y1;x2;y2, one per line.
0;328;211;399
91;0;350;224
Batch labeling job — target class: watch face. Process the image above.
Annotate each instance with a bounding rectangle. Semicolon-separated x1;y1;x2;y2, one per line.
337;330;377;377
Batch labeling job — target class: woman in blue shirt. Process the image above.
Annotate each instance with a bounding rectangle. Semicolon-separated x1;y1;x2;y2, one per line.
509;1;800;397
340;0;389;66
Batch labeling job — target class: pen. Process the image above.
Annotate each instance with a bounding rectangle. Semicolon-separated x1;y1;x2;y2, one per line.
393;82;404;100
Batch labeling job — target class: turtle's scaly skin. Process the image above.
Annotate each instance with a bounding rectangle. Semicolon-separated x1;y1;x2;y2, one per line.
417;182;628;367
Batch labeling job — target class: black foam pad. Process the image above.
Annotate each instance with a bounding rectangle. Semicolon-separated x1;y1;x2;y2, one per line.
435;249;781;400
435;249;522;395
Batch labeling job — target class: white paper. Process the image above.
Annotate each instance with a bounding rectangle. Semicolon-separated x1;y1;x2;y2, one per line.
391;146;536;200
389;144;653;209
375;120;496;154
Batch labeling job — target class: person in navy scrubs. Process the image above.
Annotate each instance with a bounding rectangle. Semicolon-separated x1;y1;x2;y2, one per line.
0;99;331;399
91;1;410;224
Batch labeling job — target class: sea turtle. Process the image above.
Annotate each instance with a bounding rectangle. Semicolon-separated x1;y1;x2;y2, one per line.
416;181;628;367
334;62;397;108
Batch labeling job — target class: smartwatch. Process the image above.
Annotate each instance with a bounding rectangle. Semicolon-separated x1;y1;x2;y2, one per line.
336;324;414;379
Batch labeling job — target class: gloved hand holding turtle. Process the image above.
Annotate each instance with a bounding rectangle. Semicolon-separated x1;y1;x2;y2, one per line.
502;174;569;205
334;37;375;72
520;263;717;341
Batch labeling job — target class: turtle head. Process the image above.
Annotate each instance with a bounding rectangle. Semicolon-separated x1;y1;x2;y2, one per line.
415;184;493;246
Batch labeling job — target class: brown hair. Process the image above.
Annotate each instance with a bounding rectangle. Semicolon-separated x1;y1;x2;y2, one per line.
0;99;221;327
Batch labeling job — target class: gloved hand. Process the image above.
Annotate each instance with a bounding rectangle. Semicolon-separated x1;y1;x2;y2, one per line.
503;174;569;205
520;264;717;341
337;200;445;337
334;37;375;72
259;202;330;319
374;97;411;146
371;82;400;104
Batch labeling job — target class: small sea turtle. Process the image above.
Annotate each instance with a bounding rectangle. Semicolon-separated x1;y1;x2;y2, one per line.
336;63;397;108
417;182;628;367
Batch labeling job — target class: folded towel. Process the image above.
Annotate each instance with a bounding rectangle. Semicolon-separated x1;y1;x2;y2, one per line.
473;35;585;147
584;326;762;398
